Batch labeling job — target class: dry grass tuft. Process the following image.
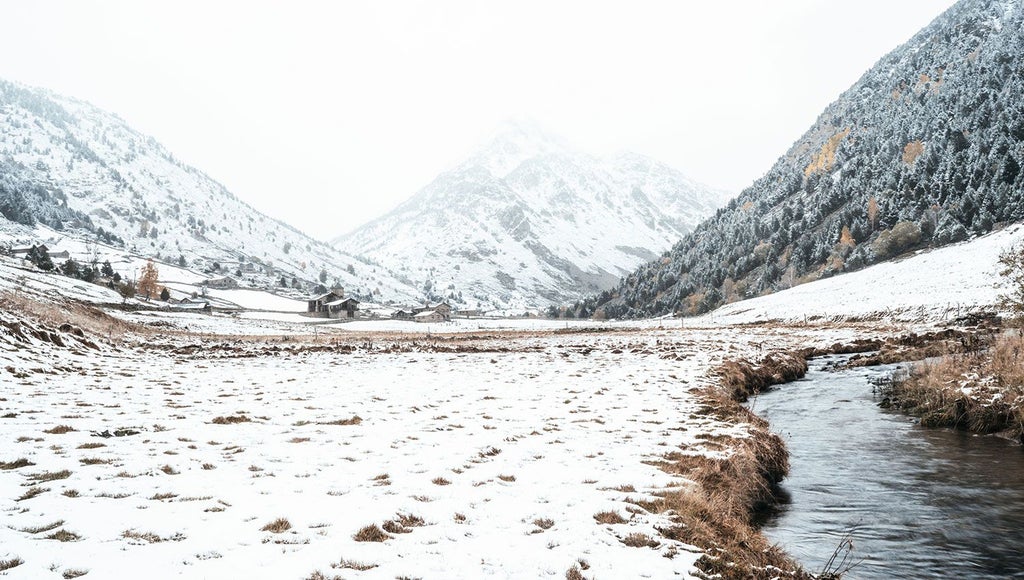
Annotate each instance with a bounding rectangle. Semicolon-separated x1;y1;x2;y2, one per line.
45;529;82;542
62;570;89;579
647;382;807;578
317;416;362;426
331;557;378;571
19;520;65;534
498;474;516;482
621;532;660;548
17;486;48;501
381;520;412;534
62;489;80;498
27;469;72;482
160;464;178;475
565;564;590;580
44;425;77;434
533;517;555;530
0;458;34;470
881;333;1024;439
352;524;389;542
76;442;106;449
261;518;293;533
121;529;185;543
79;457;112;465
211;415;251;425
593;511;627;525
0;557;24;571
432;477;451;486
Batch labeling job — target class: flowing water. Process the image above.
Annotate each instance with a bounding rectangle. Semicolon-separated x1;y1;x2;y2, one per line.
754;357;1024;579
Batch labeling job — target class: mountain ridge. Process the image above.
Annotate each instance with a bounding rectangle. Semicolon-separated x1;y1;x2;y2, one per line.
573;0;1023;319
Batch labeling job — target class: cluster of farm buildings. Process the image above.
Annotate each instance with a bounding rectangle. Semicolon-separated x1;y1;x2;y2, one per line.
306;288;452;323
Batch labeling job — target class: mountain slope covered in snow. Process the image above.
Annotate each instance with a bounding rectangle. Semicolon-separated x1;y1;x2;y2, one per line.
333;121;731;309
579;0;1024;318
0;79;421;303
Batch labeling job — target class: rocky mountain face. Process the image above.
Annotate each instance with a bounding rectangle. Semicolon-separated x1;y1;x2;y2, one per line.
575;0;1024;319
332;120;731;309
0;79;421;302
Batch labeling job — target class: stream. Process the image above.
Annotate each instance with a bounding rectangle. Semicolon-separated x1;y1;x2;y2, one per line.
753;356;1024;579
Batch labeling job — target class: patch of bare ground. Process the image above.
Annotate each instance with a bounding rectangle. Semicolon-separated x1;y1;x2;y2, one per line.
880;332;1024;440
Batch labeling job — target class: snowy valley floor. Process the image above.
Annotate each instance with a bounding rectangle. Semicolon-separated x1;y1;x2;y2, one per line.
0;308;905;580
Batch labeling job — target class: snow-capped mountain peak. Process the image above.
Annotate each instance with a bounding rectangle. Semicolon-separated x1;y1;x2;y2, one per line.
333;122;730;310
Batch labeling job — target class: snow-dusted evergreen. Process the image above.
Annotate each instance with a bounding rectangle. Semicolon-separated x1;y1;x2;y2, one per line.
0;79;422;302
578;0;1024;318
333;120;730;309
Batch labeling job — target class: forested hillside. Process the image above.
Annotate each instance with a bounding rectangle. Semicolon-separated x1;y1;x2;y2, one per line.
573;0;1023;318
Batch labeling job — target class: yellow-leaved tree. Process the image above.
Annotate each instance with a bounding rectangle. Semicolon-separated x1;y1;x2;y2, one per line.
138;260;160;301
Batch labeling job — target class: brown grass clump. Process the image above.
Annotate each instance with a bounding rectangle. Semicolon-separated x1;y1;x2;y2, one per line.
881;333;1024;440
0;458;34;470
498;474;516;482
121;529;185;543
27;469;71;482
0;557;24;571
62;570;88;579
62;489;80;498
533;517;554;530
44;425;76;434
381;520;412;534
19;520;65;534
621;532;660;548
642;360;812;579
77;442;106;449
45;529;82;542
565;564;590;580
17;486;48;501
352;524;389;542
211;415;251;424
717;352;808;402
79;457;112;465
593;511;627;525
331;558;378;571
317;416;362;426
261;517;293;533
432;477;451;486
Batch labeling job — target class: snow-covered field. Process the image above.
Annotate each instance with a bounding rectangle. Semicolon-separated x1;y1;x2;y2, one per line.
0;317;842;580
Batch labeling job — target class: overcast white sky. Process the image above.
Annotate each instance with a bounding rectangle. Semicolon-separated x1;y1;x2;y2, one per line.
0;1;957;240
